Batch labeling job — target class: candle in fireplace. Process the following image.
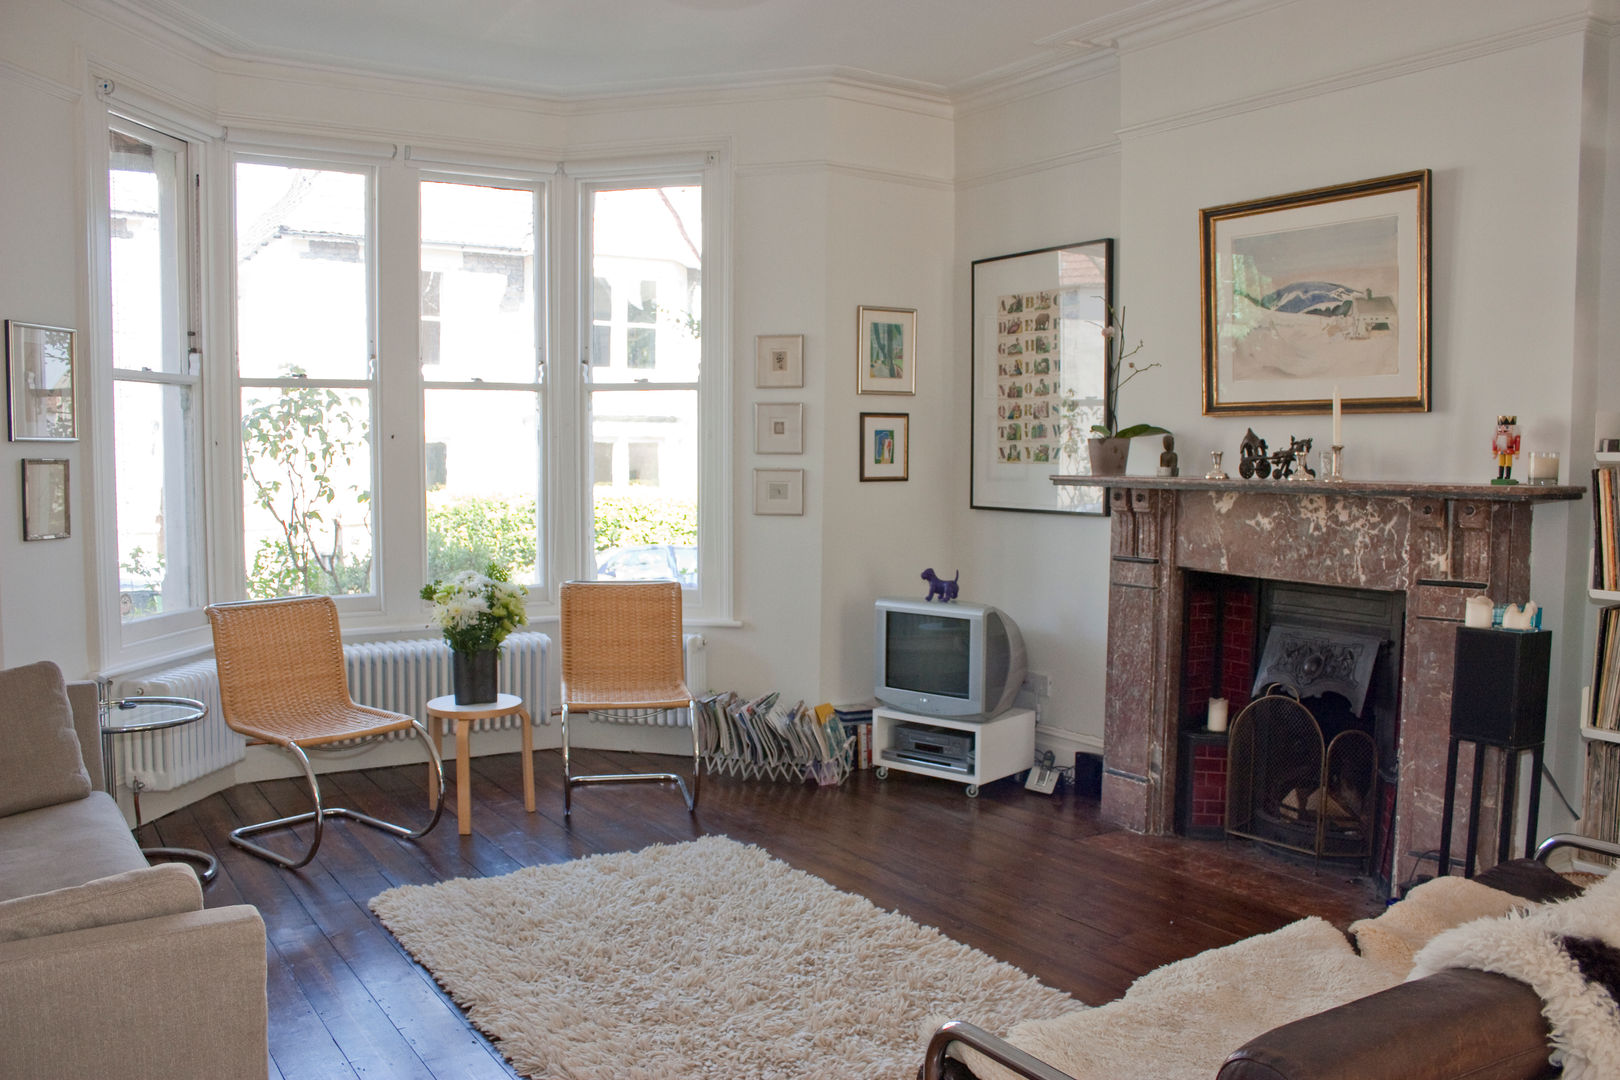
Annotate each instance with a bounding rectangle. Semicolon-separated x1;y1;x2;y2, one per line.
1207;697;1229;732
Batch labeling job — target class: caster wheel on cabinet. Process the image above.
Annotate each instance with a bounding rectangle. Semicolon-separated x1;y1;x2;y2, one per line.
964;784;979;798
875;766;889;780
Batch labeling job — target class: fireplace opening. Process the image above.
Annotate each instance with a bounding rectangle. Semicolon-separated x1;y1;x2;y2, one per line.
1177;575;1405;879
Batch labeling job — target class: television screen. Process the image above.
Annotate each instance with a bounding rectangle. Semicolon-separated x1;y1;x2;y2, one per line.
885;611;971;699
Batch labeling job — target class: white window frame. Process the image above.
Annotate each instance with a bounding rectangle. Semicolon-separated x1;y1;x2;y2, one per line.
560;152;731;622
226;151;382;614
416;169;548;593
87;88;222;671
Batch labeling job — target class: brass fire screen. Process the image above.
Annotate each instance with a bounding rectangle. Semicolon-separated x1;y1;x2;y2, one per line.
1225;692;1377;863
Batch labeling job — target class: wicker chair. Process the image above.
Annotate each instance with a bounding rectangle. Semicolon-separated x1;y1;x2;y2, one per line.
559;580;700;816
206;596;446;869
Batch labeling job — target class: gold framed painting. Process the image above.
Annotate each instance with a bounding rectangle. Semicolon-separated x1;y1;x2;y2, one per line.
1200;170;1430;417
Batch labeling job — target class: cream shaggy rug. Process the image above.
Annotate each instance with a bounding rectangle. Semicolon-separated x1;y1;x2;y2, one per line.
369;835;1076;1079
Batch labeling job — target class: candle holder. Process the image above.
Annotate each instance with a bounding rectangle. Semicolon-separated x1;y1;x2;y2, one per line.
1205;449;1229;480
1327;444;1344;482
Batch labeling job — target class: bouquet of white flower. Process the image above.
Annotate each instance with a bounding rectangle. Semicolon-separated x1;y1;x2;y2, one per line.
420;563;528;655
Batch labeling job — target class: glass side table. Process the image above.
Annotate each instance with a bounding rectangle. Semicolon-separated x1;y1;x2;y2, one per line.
100;694;219;884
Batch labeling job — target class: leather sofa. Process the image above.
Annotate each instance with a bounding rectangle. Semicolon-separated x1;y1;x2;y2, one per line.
0;662;269;1080
924;836;1609;1080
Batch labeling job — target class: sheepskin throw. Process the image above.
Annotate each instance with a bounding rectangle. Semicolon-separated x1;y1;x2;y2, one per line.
957;917;1402;1080
1349;874;1532;977
370;835;1077;1079
1412;870;1620;1080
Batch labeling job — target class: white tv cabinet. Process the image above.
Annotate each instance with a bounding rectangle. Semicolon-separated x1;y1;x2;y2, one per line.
871;706;1035;797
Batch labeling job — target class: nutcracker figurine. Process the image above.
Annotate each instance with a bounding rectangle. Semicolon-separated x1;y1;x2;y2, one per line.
1491;414;1521;484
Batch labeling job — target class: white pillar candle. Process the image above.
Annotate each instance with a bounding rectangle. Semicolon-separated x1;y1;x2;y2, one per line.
1207;697;1229;733
1331;385;1342;446
1464;594;1494;628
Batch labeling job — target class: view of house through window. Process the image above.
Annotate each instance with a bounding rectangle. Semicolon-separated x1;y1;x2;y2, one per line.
234;161;375;598
107;120;203;625
588;184;701;588
420;176;543;584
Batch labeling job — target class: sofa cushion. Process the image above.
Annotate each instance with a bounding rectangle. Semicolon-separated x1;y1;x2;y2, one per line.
0;862;200;943
0;661;91;816
0;791;147;901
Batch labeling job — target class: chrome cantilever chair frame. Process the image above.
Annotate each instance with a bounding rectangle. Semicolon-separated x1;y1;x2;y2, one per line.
558;580;701;817
207;596;447;870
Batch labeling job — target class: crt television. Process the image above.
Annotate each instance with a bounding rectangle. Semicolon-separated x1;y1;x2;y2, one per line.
873;596;1027;718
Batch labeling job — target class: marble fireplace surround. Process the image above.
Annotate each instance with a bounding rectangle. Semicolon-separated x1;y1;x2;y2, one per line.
1053;474;1583;879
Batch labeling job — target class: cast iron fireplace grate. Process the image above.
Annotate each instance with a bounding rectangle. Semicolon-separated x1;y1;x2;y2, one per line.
1225;690;1377;864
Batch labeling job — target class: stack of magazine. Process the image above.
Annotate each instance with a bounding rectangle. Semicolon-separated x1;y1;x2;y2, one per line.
697;691;854;786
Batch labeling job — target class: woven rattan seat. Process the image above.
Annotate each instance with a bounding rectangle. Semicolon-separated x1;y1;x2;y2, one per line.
207;595;445;869
559;580;700;815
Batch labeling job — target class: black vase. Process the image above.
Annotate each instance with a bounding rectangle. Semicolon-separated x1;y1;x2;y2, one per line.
452;648;499;705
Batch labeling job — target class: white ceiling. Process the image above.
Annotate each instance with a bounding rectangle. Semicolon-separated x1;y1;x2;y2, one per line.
106;0;1154;98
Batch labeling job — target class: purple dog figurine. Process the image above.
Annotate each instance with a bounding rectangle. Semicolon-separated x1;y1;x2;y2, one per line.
921;568;959;603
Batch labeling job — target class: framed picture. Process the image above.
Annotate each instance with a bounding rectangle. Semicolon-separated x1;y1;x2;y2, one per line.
969;239;1112;515
755;403;805;454
859;412;909;482
856;306;916;395
753;468;804;515
1200;170;1431;416
755;334;804;388
21;458;69;540
6;321;77;441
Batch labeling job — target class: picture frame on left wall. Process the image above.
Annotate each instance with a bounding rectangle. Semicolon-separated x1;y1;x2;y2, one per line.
21;458;69;540
753;468;805;515
6;321;77;442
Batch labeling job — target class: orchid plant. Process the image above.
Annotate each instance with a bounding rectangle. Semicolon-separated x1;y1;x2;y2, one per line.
420;562;528;655
1088;302;1165;440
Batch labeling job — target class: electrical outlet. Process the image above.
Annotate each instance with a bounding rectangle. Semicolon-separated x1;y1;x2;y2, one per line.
1024;765;1059;794
1022;672;1049;698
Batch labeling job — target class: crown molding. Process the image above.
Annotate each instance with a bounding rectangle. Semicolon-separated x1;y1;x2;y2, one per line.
1118;10;1596;143
1035;0;1293;54
734;157;954;192
952;50;1118;117
955;139;1122;191
0;57;81;103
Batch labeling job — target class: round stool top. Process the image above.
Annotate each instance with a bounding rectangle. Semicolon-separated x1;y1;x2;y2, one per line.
425;692;524;718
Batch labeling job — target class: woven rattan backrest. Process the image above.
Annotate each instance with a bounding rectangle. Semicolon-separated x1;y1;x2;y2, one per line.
559;580;686;705
207;596;353;735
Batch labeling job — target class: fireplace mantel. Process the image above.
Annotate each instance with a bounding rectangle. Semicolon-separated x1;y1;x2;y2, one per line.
1053;474;1584;503
1053;472;1583;881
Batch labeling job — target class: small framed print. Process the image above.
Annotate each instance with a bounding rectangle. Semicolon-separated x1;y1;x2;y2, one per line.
755;334;804;389
753;468;804;515
755;403;805;454
6;321;77;441
856;306;916;395
21;458;69;540
859;412;909;482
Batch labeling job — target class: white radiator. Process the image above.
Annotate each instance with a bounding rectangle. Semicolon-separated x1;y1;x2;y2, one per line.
112;631;552;792
593;634;707;726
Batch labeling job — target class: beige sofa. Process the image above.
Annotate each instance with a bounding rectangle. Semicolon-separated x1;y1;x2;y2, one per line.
0;662;269;1080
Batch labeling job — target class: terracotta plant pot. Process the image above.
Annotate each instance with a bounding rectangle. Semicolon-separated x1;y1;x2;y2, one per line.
1087;436;1131;477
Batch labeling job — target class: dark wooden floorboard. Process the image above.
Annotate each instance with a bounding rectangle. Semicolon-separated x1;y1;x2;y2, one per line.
171;747;1382;1079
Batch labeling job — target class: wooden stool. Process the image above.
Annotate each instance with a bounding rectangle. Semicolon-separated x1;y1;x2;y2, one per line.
424;694;534;835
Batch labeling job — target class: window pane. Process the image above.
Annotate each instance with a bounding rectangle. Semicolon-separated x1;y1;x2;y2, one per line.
591;389;696;586
424;388;542;584
588;186;701;385
235;162;370;380
109;128;186;375
241;386;373;597
420;180;538;382
114;381;199;621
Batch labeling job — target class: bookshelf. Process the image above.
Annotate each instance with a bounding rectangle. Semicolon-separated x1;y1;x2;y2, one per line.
1583;455;1620;851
